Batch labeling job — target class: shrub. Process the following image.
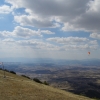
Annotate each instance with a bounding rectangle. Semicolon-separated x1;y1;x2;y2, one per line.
33;78;42;84
4;69;9;72
0;68;2;70
9;71;16;74
43;81;49;85
21;75;31;79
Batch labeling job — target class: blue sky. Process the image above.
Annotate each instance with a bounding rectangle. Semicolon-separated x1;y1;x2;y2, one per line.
0;0;100;61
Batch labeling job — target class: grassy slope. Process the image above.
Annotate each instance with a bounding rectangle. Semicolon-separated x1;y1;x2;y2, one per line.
0;70;94;100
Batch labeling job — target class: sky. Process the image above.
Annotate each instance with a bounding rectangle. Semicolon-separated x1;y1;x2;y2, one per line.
0;0;100;61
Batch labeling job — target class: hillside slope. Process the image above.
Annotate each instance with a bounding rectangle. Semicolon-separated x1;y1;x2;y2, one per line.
0;70;94;100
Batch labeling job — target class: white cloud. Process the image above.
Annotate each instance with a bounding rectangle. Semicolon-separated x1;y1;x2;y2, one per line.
61;44;98;50
61;0;100;32
5;0;88;29
41;30;55;34
47;37;89;44
0;27;41;38
47;37;98;50
88;0;100;12
2;38;15;42
0;36;98;60
0;38;60;51
0;3;99;52
12;26;42;37
89;40;98;45
5;0;24;9
0;26;55;38
14;15;60;28
16;40;60;50
61;22;87;32
0;31;11;38
0;0;99;59
0;5;12;14
61;44;89;50
90;33;100;39
5;0;100;33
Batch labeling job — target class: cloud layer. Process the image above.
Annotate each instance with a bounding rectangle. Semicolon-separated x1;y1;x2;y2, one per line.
0;26;55;38
0;5;12;14
5;0;100;34
1;0;100;51
0;0;100;59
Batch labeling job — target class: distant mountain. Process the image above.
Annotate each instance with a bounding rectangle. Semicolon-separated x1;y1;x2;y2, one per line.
0;57;100;66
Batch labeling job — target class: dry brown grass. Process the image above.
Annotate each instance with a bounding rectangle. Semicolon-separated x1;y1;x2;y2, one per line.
0;70;94;100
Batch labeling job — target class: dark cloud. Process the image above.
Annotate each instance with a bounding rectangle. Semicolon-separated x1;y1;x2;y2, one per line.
6;0;100;35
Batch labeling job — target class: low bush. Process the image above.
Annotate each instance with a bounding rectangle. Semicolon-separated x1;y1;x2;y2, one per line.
4;69;9;72
9;71;16;74
0;68;2;70
33;78;42;84
21;75;31;79
43;81;49;85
